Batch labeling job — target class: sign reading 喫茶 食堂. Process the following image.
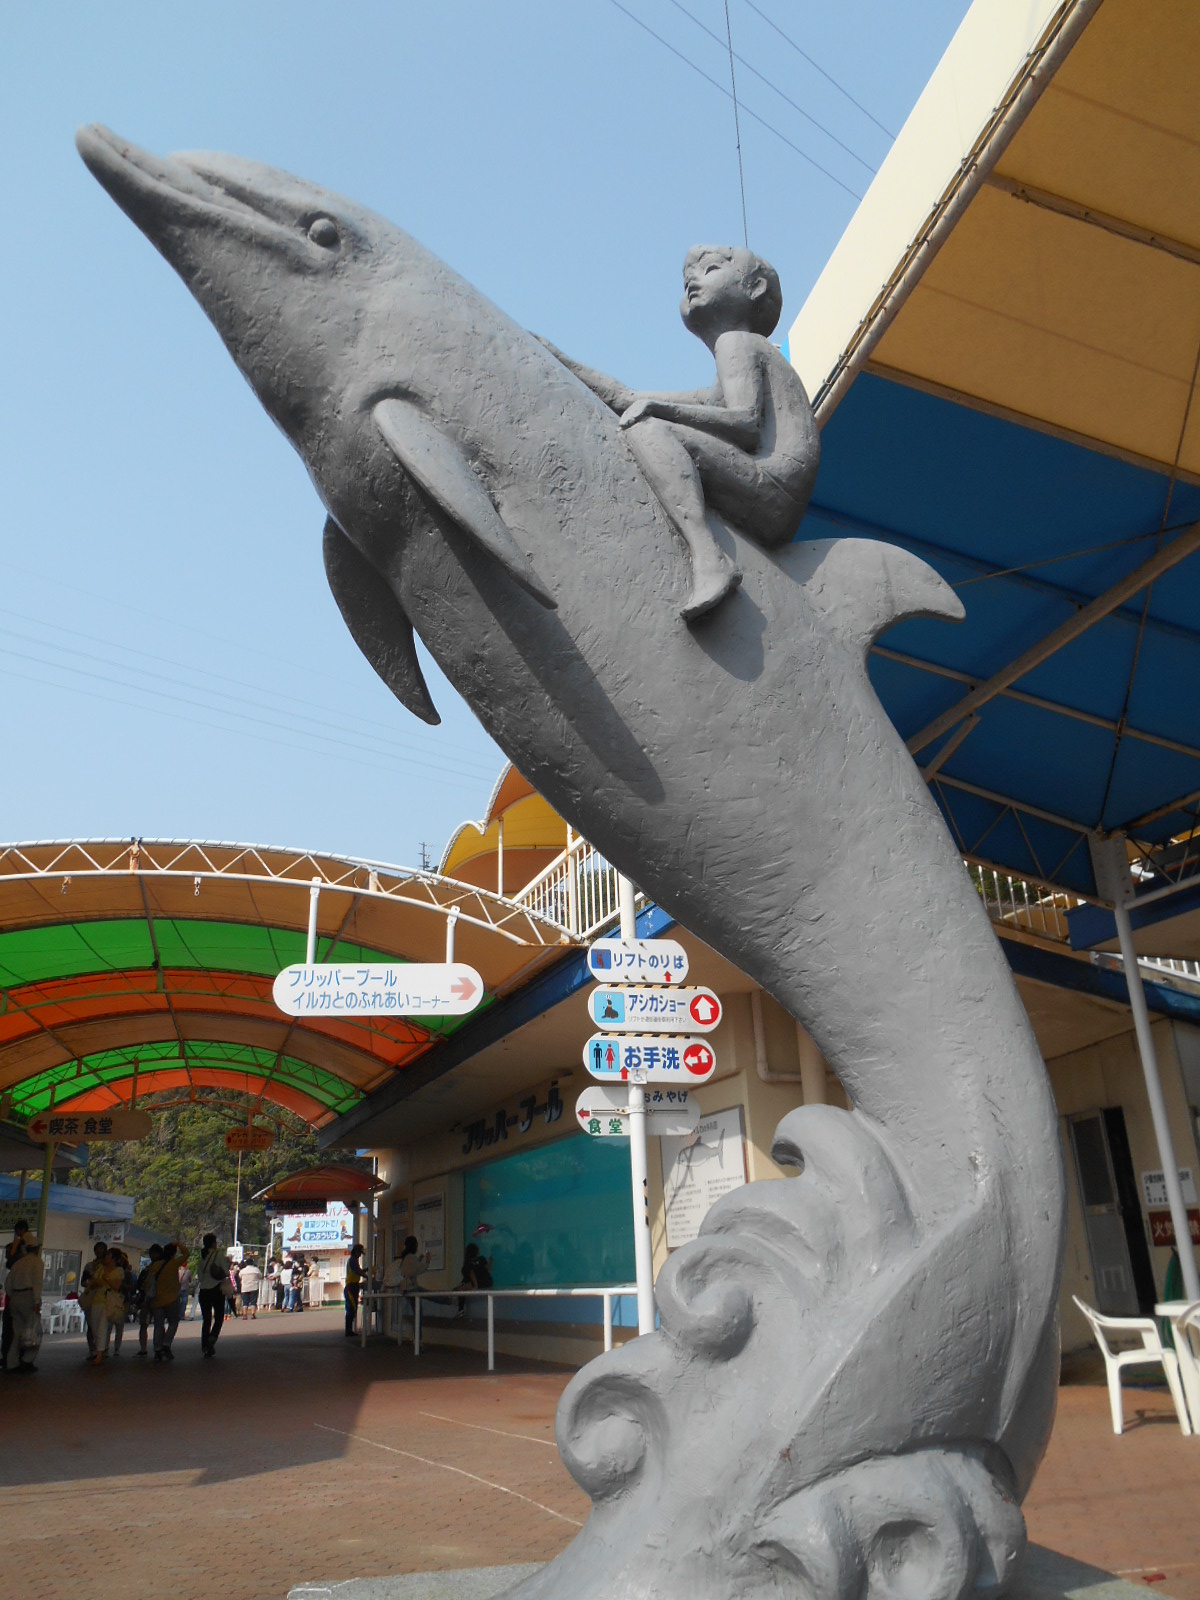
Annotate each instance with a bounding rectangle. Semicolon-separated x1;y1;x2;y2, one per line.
27;1109;152;1143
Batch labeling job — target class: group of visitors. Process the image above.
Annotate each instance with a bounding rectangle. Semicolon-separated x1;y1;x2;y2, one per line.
270;1253;315;1312
0;1219;283;1373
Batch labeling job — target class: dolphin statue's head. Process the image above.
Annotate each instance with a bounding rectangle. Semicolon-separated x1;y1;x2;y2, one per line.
77;125;383;454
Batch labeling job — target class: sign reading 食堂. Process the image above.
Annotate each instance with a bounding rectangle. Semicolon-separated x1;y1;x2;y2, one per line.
273;963;483;1017
584;1034;715;1084
587;986;722;1033
576;1084;699;1139
27;1109;152;1143
660;1107;749;1249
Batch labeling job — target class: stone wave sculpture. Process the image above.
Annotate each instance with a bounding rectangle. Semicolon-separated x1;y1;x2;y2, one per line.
78;125;1066;1600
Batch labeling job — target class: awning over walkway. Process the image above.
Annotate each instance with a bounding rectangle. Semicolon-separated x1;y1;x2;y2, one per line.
0;840;569;1129
787;0;1200;905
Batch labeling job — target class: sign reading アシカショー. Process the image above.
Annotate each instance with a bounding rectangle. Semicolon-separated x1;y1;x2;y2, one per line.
27;1109;152;1143
587;986;722;1033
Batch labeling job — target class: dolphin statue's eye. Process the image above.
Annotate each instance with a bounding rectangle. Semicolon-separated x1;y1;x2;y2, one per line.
307;216;339;249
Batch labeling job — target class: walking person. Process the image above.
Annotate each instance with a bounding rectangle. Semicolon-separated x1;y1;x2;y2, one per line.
344;1244;365;1338
136;1244;163;1357
3;1235;43;1374
151;1242;187;1362
177;1257;193;1322
277;1257;293;1312
266;1258;280;1313
226;1258;241;1322
197;1233;229;1358
87;1247;125;1367
238;1255;262;1319
78;1239;108;1359
1;1218;29;1371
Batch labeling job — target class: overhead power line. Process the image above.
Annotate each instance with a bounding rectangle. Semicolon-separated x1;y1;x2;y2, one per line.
723;0;750;246
605;0;861;201
742;0;895;140
669;0;876;173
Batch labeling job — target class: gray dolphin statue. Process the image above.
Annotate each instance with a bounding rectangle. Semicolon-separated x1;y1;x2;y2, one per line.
78;126;1065;1600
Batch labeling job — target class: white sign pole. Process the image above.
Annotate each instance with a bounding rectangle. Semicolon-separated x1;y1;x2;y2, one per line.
617;875;655;1336
306;878;321;965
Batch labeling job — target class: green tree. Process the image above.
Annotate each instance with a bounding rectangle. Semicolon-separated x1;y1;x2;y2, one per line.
68;1093;323;1248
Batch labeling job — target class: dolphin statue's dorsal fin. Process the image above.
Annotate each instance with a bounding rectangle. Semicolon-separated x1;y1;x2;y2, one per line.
373;398;556;610
322;517;440;725
778;537;964;655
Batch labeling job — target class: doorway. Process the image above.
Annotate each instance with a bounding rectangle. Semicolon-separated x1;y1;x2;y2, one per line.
1068;1107;1157;1315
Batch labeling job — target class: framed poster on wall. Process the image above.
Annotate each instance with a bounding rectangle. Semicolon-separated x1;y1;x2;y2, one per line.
659;1105;749;1249
413;1191;446;1271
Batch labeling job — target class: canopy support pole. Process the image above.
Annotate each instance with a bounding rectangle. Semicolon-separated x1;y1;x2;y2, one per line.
1092;838;1200;1302
445;907;460;963
34;1140;54;1246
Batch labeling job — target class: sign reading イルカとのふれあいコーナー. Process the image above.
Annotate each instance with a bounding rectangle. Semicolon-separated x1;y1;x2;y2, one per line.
273;962;482;1016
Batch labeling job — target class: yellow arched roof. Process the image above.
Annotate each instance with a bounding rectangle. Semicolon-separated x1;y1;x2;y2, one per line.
440;766;571;895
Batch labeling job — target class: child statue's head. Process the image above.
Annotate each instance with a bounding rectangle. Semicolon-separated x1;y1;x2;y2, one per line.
680;245;782;340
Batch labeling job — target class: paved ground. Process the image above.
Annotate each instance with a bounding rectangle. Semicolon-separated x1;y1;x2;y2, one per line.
1;1309;1197;1600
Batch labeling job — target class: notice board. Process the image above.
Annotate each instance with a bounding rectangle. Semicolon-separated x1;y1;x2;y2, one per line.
660;1105;748;1249
413;1191;446;1272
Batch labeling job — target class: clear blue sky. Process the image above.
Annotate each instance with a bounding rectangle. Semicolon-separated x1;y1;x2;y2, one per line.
2;0;965;869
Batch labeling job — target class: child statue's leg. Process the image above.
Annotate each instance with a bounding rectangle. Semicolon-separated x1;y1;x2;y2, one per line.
624;419;742;622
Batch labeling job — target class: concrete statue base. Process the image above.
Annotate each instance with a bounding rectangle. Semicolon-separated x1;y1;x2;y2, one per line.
287;1550;1169;1600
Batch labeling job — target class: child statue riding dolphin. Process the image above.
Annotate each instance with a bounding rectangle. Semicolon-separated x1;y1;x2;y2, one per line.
77;125;1065;1600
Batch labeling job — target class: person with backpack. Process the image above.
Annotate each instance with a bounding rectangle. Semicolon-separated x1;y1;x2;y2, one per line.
135;1244;163;1357
151;1242;187;1362
197;1233;230;1358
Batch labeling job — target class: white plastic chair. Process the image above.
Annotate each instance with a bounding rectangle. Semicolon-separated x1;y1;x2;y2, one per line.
62;1301;86;1334
1173;1301;1200;1434
1073;1295;1192;1435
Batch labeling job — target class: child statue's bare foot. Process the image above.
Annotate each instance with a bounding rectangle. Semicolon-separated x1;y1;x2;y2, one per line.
681;561;742;623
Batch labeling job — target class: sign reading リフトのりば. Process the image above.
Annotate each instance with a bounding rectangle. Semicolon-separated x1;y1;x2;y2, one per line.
587;938;689;984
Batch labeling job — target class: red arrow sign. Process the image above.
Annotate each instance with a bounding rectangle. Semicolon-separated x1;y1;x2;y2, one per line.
452;975;478;1003
683;1043;713;1075
688;993;721;1027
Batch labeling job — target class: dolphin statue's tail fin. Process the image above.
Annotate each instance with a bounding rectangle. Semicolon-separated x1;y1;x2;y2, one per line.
322;518;440;725
373;398;556;609
780;536;964;654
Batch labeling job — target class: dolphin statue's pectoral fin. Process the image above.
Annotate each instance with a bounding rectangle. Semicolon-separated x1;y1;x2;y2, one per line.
373;398;556;610
322;517;440;725
779;537;964;657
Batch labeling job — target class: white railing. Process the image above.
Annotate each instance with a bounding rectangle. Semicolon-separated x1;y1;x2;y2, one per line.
360;1286;639;1369
970;863;1080;942
513;835;628;940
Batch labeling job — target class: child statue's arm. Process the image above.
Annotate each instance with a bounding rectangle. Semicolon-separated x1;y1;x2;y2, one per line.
619;333;765;451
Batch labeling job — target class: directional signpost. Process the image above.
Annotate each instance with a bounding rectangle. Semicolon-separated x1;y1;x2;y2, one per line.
225;1125;275;1152
576;1084;699;1138
27;1109;152;1143
581;895;722;1337
273;962;483;1017
583;1035;716;1084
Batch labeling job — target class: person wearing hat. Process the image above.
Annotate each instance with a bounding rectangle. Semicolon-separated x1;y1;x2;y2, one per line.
1;1218;29;1369
3;1234;43;1373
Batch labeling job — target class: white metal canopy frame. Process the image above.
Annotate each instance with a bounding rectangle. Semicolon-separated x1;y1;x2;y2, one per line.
0;836;573;1138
